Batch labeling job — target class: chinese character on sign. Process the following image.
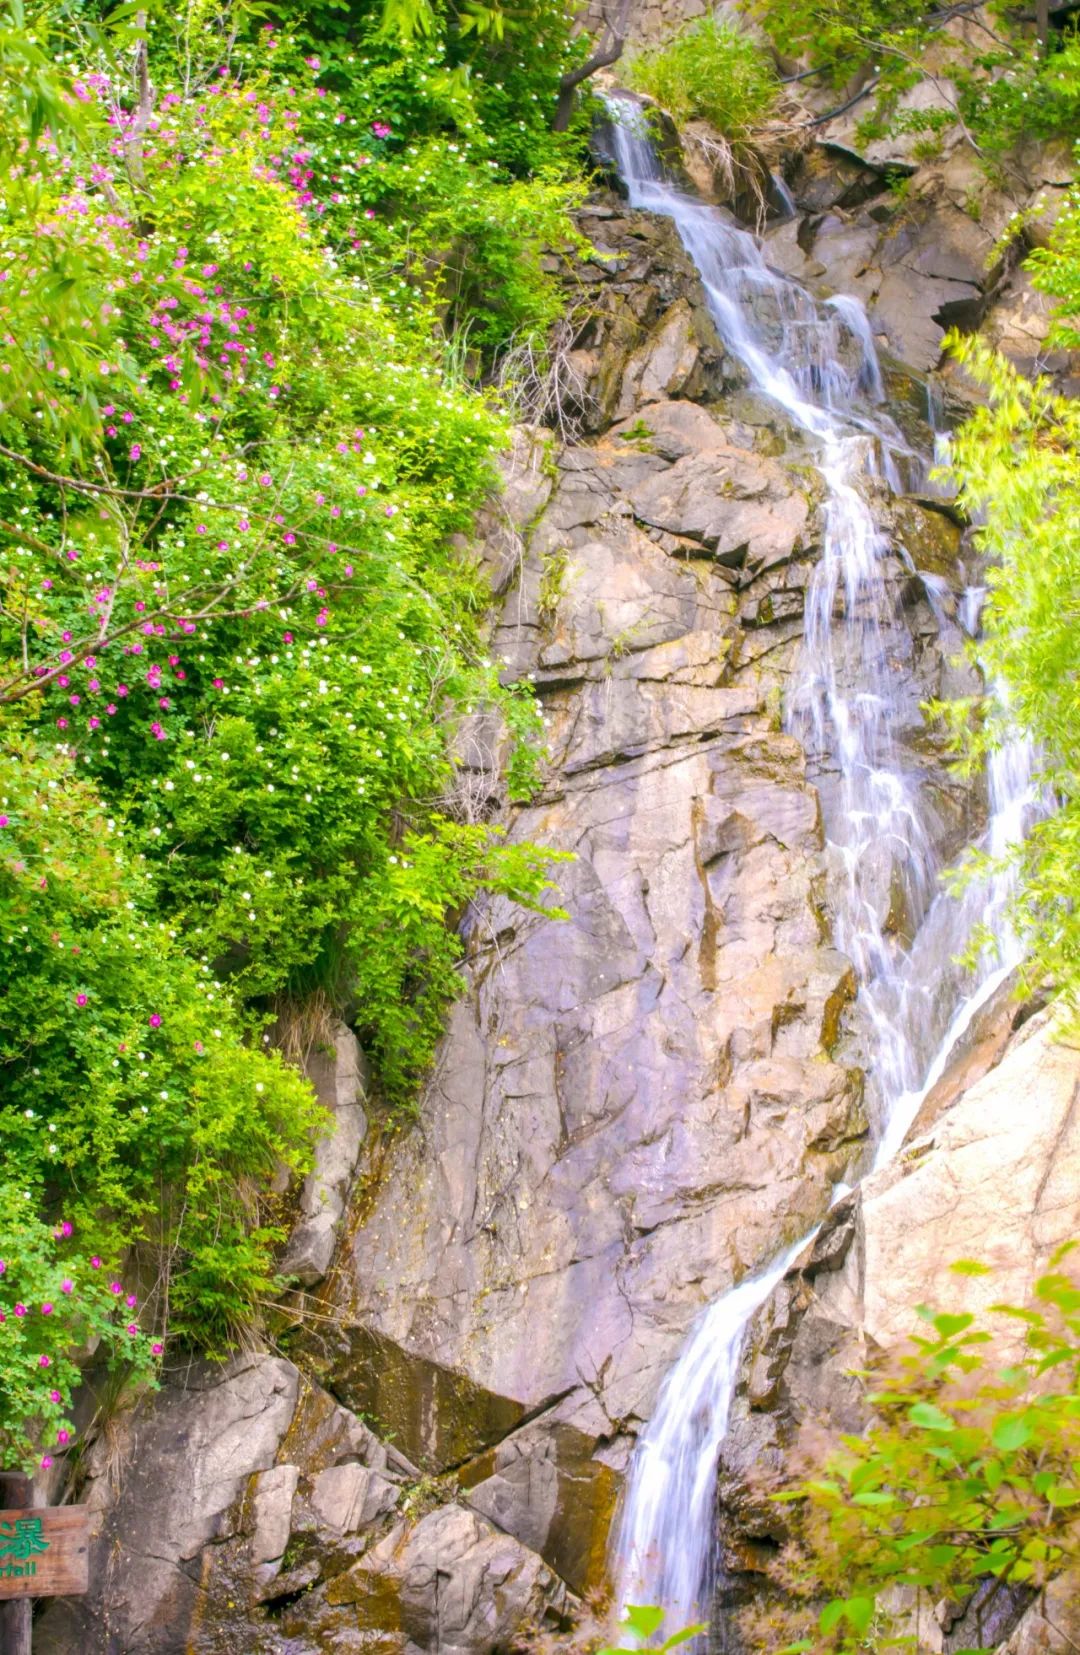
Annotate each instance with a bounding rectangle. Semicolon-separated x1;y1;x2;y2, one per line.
0;1517;50;1563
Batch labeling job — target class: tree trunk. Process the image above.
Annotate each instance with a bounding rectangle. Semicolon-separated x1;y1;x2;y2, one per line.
0;1474;33;1655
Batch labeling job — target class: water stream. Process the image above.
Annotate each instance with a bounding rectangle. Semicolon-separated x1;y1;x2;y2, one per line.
604;99;1036;1637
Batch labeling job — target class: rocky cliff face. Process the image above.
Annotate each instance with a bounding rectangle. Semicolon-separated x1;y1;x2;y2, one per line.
37;136;1080;1655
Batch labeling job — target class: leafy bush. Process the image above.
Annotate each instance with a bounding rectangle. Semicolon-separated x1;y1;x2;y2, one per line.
928;324;1080;1018
624;15;778;138
0;0;580;1466
0;739;324;1352
755;1247;1080;1653
954;30;1080;156
0;1198;159;1472
751;0;1080;161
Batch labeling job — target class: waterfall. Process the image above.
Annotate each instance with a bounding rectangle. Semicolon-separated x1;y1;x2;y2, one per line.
603;98;1036;1637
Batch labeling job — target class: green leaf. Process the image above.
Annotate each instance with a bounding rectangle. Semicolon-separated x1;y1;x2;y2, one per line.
845;1597;876;1635
623;1606;665;1639
909;1402;956;1432
660;1626;709;1651
992;1415;1033;1452
819;1600;847;1635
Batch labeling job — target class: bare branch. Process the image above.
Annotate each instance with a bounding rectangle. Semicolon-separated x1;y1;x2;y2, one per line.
554;0;634;131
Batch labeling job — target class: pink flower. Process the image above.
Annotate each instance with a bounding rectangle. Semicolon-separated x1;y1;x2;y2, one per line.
57;1221;72;1238
41;1303;53;1316
117;683;129;696
148;1014;162;1028
258;472;272;487
90;1257;101;1269
49;1390;61;1404
152;1342;164;1356
0;816;7;828
75;993;88;1008
40;1455;53;1470
61;1280;73;1295
14;1304;26;1317
126;1323;138;1336
39;1354;51;1368
110;1282;122;1295
283;632;293;643
212;678;224;690
107;704;117;716
126;1294;137;1308
130;444;141;462
56;1429;71;1446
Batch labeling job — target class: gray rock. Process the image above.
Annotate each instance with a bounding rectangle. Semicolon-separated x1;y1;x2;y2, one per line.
323;1504;571;1654
36;1355;299;1654
308;1463;400;1532
280;1021;367;1285
250;1463;300;1565
627;449;810;567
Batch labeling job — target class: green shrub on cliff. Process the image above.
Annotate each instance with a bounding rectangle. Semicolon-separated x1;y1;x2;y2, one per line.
0;0;579;1467
624;15;779;137
753;1247;1080;1654
923;168;1080;1026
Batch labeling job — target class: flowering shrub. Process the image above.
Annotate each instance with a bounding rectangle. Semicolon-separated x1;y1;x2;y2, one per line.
0;0;581;1466
0;1199;158;1472
0;739;323;1350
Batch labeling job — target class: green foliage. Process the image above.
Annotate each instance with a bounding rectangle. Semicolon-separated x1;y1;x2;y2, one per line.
751;0;1080;161
0;1195;159;1471
1028;167;1080;345
0;738;324;1355
954;30;1080;156
0;0;579;1465
599;1605;707;1653
624;15;778;139
748;0;923;94
927;326;1080;1017
756;1246;1080;1653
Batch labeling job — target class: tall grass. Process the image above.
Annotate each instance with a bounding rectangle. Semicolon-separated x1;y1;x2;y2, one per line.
624;14;779;138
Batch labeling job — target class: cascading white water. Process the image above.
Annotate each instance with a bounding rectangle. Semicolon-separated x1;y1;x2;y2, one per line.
604;98;1036;1637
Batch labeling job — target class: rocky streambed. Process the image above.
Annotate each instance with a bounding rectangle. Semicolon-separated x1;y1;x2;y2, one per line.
37;121;1080;1655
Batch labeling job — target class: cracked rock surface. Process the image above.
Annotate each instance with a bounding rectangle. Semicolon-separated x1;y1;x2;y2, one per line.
38;152;1079;1655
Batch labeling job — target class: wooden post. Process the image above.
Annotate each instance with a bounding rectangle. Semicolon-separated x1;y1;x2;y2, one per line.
0;1474;32;1655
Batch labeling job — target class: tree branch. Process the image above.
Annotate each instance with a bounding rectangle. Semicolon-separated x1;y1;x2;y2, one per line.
553;0;633;131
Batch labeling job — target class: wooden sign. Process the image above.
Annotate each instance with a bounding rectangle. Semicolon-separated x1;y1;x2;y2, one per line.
0;1507;89;1600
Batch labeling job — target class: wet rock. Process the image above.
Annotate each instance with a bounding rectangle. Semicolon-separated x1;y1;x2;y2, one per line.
627;448;811;567
311;1324;533;1473
713;1010;1080;1647
460;1413;620;1597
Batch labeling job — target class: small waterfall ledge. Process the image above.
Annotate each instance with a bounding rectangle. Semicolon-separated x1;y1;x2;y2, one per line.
604;96;1036;1640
